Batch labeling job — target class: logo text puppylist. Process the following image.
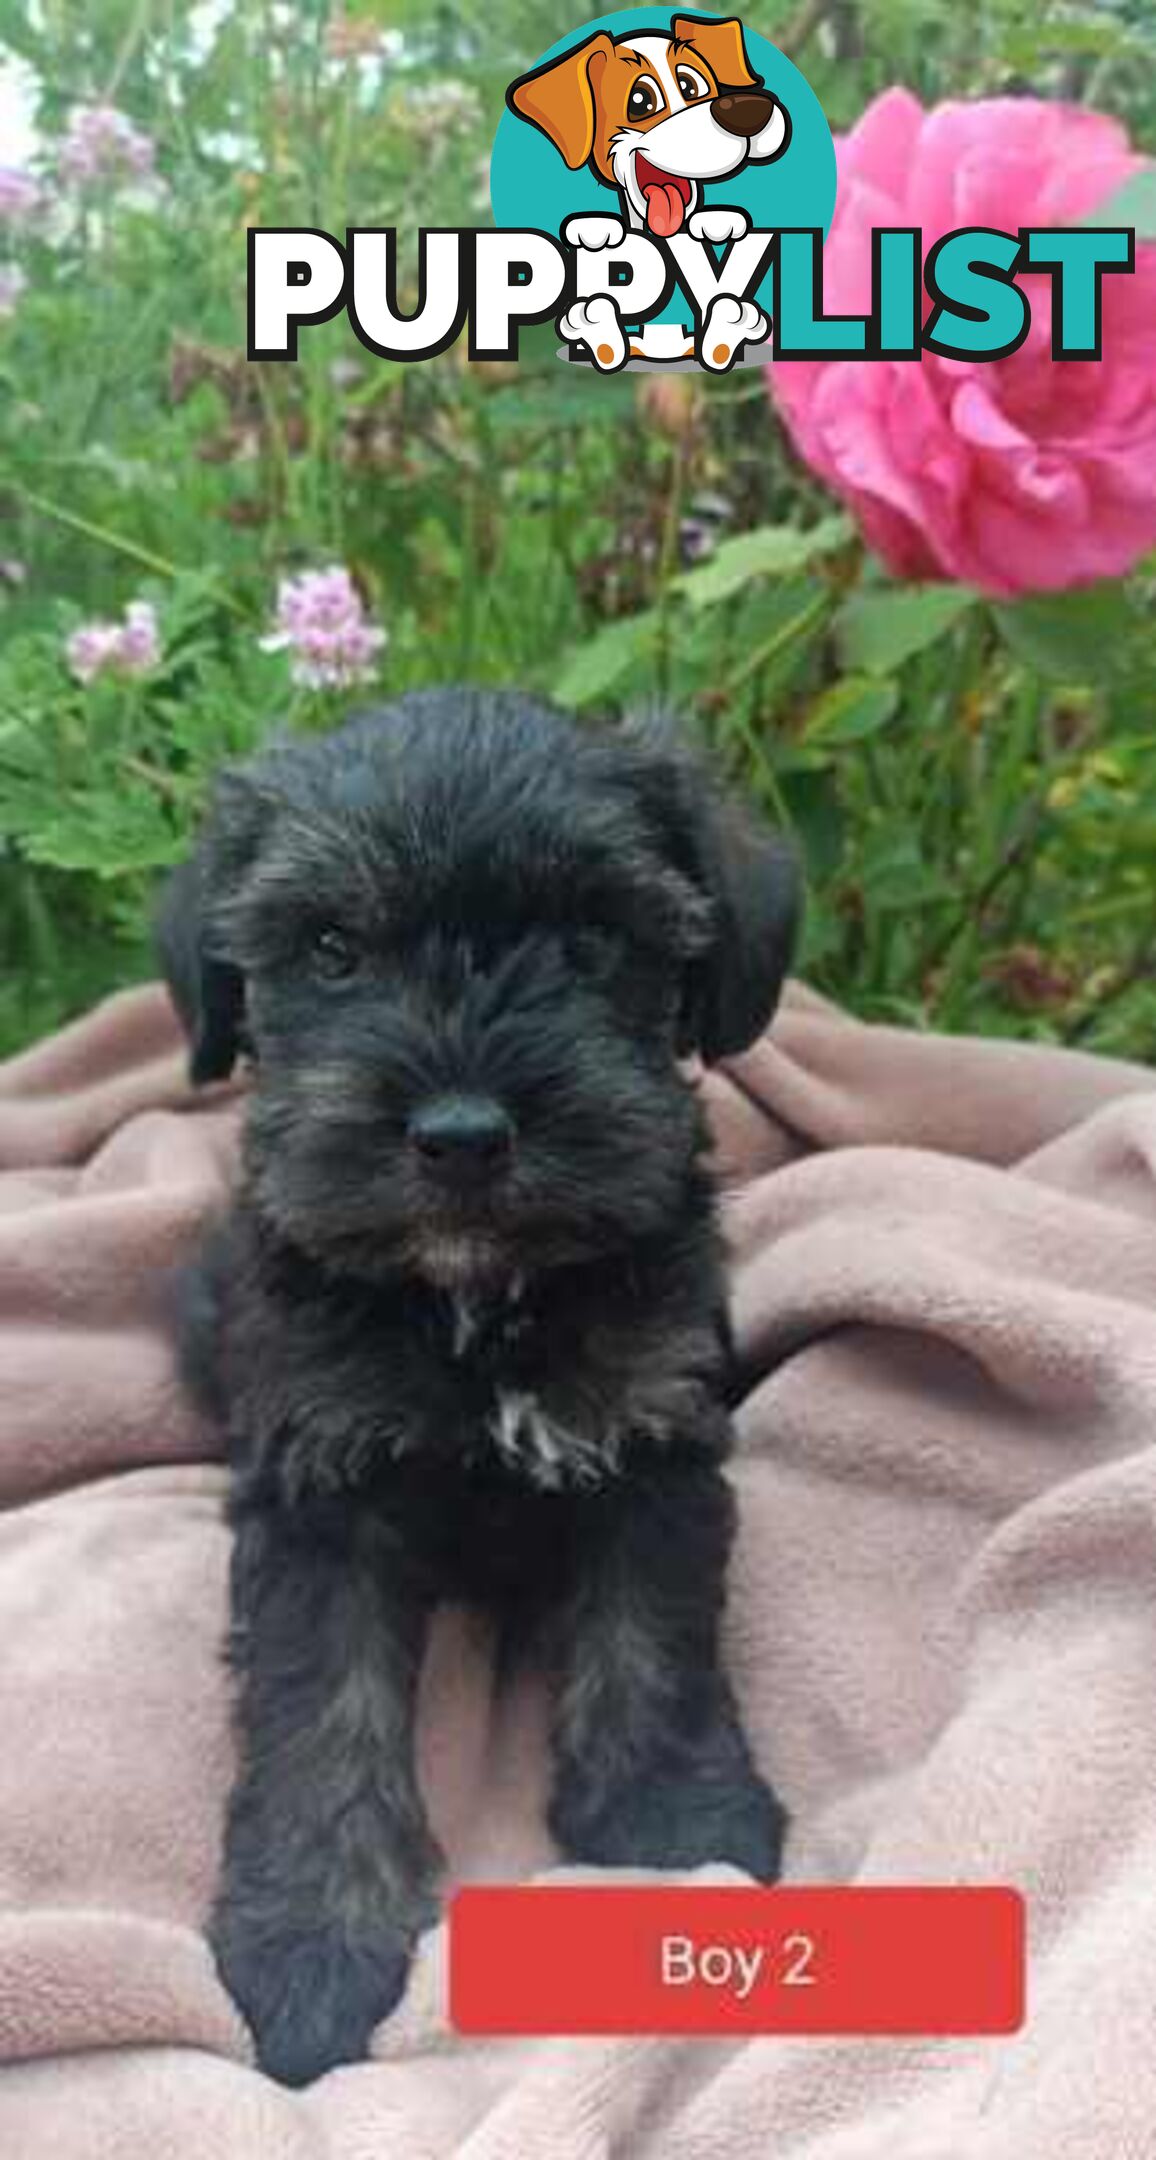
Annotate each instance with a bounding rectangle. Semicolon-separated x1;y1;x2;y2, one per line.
247;9;1135;378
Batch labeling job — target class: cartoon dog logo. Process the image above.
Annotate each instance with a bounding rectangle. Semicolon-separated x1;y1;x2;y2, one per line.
507;12;791;366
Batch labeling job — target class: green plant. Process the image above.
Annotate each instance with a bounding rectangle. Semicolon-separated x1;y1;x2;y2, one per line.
1;0;1153;1060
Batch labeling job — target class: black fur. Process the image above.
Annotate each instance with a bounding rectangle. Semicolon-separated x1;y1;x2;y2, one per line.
158;689;797;2086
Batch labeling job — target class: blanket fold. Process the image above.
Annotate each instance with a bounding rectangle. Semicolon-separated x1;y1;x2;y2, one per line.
1;980;1154;2158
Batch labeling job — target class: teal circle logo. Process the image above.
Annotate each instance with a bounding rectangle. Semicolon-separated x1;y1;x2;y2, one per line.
492;8;836;339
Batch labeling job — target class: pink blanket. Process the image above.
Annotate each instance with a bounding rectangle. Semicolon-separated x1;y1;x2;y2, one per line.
1;981;1154;2156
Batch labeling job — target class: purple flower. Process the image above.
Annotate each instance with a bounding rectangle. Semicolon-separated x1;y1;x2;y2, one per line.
118;600;162;668
66;623;121;682
260;565;387;691
59;105;155;189
0;168;40;224
66;598;161;685
0;263;26;318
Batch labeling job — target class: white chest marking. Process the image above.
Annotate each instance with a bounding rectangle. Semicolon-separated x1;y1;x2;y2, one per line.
452;1292;480;1358
490;1390;616;1491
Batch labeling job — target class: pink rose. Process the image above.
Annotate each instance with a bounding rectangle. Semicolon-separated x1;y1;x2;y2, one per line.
768;91;1156;595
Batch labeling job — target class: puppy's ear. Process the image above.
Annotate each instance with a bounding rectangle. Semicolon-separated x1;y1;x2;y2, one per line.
154;854;247;1085
507;33;614;169
676;783;800;1063
672;15;761;92
154;766;269;1085
611;720;801;1063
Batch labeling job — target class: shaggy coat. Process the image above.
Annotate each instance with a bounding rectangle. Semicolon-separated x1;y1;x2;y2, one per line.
157;688;798;2085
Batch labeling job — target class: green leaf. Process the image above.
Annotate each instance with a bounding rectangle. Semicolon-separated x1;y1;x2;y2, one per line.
857;832;953;909
674;515;852;609
487;372;638;429
1003;20;1150;63
836;584;978;674
993;582;1136;683
553;609;661;708
778;768;846;881
803;675;900;745
722;576;832;692
1091;168;1156;239
19;793;180;876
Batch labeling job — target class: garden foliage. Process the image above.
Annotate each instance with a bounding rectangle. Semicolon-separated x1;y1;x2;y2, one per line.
0;0;1154;1057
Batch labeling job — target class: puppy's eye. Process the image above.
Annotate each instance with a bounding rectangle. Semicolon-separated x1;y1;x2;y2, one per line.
627;76;663;121
676;66;709;102
309;926;361;982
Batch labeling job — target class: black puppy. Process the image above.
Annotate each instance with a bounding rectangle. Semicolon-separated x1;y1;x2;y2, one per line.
157;688;797;2086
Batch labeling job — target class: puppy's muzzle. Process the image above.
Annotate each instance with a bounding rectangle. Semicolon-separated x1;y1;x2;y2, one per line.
712;90;776;138
409;1094;514;1188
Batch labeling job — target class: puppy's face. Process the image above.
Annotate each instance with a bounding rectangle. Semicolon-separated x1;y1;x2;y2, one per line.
158;692;797;1289
508;15;790;236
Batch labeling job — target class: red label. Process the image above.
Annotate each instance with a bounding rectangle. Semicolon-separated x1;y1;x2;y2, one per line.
449;1885;1025;2036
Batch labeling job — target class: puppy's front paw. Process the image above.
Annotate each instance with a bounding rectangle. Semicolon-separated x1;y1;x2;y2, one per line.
561;213;625;251
551;1762;787;1883
558;294;626;372
700;295;768;371
687;207;750;245
211;1910;418;2086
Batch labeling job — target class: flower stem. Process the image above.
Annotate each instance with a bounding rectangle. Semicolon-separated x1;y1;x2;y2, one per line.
8;483;250;615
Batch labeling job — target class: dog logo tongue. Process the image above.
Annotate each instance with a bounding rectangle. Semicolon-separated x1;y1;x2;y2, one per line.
637;157;691;237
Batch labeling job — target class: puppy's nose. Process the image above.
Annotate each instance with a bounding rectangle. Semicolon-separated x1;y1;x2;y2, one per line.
712;89;776;137
409;1096;514;1182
